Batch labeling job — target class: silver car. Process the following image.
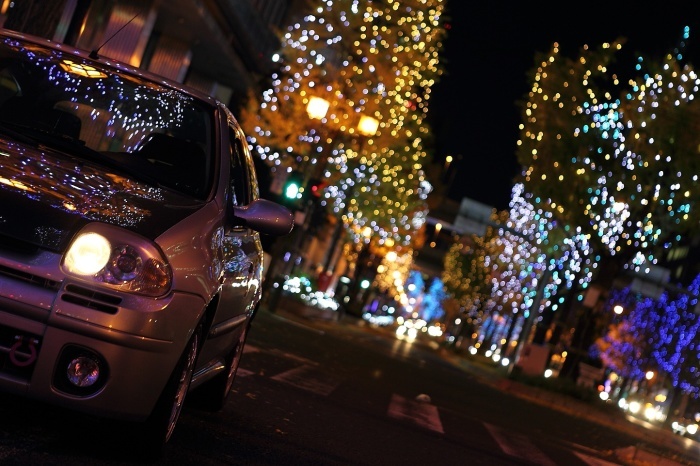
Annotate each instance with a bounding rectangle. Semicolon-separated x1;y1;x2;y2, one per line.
0;29;293;455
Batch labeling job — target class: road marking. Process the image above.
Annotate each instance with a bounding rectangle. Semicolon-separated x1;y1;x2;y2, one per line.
243;344;261;353
387;394;444;433
271;365;340;396
573;451;622;465
237;367;254;377
484;423;557;466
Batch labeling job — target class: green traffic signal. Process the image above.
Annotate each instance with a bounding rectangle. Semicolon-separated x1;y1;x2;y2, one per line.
283;172;305;205
284;179;301;199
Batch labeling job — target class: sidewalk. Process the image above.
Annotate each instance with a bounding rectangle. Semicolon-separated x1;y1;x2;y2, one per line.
262;304;699;466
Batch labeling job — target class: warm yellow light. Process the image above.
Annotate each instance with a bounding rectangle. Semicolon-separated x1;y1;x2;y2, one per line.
645;370;655;380
357;115;379;136
614;305;624;315
306;96;329;120
59;60;107;78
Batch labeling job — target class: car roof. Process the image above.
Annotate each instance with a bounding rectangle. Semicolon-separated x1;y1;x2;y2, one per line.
0;28;220;107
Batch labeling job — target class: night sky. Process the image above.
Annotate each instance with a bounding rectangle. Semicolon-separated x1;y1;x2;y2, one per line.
428;1;700;210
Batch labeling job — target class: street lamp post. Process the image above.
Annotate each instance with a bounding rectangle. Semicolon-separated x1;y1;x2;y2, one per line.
282;97;335;276
320;119;377;276
267;97;379;295
304;96;379;280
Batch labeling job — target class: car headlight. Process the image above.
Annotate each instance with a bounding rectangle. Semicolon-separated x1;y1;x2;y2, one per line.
63;224;172;297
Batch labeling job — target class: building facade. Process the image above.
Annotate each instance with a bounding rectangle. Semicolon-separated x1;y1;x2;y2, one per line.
0;0;299;110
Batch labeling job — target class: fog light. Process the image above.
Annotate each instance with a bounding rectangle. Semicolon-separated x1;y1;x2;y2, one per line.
55;346;108;396
66;356;100;387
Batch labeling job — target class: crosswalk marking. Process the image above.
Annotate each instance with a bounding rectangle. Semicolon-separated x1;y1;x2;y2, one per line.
236;367;254;377
387;394;444;433
239;347;630;466
243;344;261;353
485;422;558;466
270;364;340;396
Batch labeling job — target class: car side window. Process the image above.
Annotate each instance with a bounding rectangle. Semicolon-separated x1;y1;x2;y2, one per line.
229;127;251;207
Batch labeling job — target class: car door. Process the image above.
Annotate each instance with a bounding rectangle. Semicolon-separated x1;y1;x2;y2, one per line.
198;119;264;366
219;122;264;317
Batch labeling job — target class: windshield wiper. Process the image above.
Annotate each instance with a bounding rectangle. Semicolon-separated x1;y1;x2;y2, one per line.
0;121;42;146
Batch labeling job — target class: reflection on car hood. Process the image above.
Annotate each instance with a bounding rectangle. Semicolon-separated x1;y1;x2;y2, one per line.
0;140;203;252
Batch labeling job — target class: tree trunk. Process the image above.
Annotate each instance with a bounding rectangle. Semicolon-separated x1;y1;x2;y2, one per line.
558;253;628;380
531;308;553;344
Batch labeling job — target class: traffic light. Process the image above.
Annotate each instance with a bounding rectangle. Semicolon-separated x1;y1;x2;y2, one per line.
308;178;326;198
282;172;304;208
284;176;302;200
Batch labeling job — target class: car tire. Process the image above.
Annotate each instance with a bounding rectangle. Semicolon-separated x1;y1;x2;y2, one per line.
135;320;202;459
195;322;249;412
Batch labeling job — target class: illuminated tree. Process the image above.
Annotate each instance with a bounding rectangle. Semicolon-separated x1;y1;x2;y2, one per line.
593;287;651;382
653;275;700;398
596;274;700;406
518;28;700;278
404;269;425;316
422;277;447;322
239;0;446;257
460;186;594;356
515;28;700;376
441;236;491;315
374;249;412;302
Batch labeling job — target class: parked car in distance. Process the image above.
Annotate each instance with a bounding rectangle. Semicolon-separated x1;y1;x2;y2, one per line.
671;415;699;438
0;29;293;457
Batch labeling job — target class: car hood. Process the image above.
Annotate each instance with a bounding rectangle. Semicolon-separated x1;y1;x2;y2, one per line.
0;141;204;252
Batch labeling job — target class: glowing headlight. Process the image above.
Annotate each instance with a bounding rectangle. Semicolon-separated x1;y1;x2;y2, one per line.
644;405;657;421
63;226;172;296
628;401;641;414
64;232;112;275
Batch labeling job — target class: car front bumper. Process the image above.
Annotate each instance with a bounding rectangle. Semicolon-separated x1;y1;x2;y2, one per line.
0;256;204;421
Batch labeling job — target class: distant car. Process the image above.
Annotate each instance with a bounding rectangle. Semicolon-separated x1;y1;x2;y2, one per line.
671;416;699;438
0;29;293;455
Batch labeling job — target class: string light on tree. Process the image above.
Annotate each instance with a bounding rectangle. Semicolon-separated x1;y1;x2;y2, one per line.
239;0;446;256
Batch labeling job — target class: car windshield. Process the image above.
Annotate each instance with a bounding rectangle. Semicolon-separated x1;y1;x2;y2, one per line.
0;38;215;199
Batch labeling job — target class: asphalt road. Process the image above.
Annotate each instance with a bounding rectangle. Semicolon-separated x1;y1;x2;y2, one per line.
0;308;695;465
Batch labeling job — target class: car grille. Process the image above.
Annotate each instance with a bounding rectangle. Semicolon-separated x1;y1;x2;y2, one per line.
0;235;61;291
0;263;62;291
60;284;122;314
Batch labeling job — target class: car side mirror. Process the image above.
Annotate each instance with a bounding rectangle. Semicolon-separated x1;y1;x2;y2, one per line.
231;198;294;236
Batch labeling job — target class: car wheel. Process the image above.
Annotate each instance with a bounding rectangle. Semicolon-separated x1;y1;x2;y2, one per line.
195;322;249;412
136;320;202;458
